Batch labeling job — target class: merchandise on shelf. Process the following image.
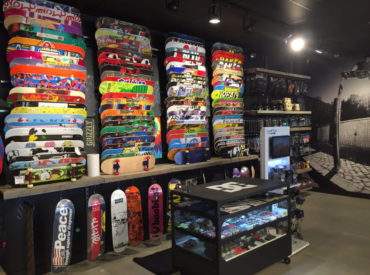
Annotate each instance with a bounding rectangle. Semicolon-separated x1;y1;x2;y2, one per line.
95;17;156;174
2;0;87;187
210;43;247;158
148;183;164;240
164;33;210;165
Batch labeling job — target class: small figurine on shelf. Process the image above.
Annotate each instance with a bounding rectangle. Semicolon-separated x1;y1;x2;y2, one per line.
113;159;120;175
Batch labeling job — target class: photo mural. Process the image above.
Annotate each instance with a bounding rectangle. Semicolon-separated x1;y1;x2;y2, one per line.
306;56;370;198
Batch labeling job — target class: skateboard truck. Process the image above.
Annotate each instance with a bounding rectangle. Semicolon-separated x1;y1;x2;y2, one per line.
26;168;33;188
184;150;190;165
143;156;151;171
71;163;77;181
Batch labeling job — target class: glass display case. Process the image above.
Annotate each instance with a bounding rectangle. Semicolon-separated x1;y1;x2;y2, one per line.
171;178;291;275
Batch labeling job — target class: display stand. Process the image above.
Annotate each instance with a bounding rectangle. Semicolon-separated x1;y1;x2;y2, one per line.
260;126;290;180
171;178;291;275
259;127;310;256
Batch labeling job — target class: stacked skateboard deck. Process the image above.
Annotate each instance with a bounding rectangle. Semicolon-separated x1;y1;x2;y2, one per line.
164;33;210;165
2;0;87;186
95;17;156;175
210;43;247;158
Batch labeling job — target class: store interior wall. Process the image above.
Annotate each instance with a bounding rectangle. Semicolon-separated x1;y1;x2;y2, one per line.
1;0;370;273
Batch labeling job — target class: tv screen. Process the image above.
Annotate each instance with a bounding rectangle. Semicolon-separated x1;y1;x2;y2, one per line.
270;136;290;159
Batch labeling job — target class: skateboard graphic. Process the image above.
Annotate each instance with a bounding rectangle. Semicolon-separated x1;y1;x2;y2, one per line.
87;193;105;260
51;199;74;273
111;189;128;253
125;186;144;246
148;183;164;240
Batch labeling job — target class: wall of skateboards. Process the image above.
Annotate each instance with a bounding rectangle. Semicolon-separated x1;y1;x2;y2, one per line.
0;0;252;187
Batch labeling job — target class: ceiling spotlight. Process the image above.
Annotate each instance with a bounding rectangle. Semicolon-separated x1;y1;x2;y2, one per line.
209;0;221;24
315;49;323;54
166;0;180;11
289;37;305;52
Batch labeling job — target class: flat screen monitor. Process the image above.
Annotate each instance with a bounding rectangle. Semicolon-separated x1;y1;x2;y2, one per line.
270;136;290;159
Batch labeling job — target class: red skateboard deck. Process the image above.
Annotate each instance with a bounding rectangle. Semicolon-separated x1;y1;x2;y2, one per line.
87;194;105;261
125;186;144;246
148;183;163;240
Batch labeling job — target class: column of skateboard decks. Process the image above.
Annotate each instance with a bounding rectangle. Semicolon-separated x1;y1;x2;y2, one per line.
95;17;157;175
164;33;211;165
2;0;87;186
211;43;247;158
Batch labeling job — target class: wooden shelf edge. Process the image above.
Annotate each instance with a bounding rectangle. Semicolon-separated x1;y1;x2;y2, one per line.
0;155;259;200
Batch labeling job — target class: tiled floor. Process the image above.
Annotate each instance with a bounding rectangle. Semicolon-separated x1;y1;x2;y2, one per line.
67;192;370;275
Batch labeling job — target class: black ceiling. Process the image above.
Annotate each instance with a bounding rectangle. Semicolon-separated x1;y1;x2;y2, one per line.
62;0;370;60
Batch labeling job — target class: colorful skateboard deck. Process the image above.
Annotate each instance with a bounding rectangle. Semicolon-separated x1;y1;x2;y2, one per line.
148;183;164;240
51;199;74;273
125;186;144;246
111;189;128;253
12;164;85;185
5;140;84;154
87;193;105;260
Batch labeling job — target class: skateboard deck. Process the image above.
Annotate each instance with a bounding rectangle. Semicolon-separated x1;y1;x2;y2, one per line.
12;164;85;185
100;155;155;175
7;49;84;66
154;117;162;159
5;140;84;154
8;23;86;49
167;178;181;232
11;107;87;118
51;199;74;273
174;148;210;165
96;17;150;38
87;193;105;260
9;156;86;170
9;87;85;97
101;92;154;102
5;127;83;141
148;183;164;240
111;189;128;253
7;93;85;107
99;81;153;95
125;186;144;246
7;147;84;161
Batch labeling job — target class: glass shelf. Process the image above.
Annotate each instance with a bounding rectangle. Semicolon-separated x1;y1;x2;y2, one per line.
222;221;289;262
221;200;288;240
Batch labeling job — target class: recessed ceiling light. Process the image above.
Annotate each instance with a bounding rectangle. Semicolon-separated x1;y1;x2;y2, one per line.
315;49;323;54
290;37;305;52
